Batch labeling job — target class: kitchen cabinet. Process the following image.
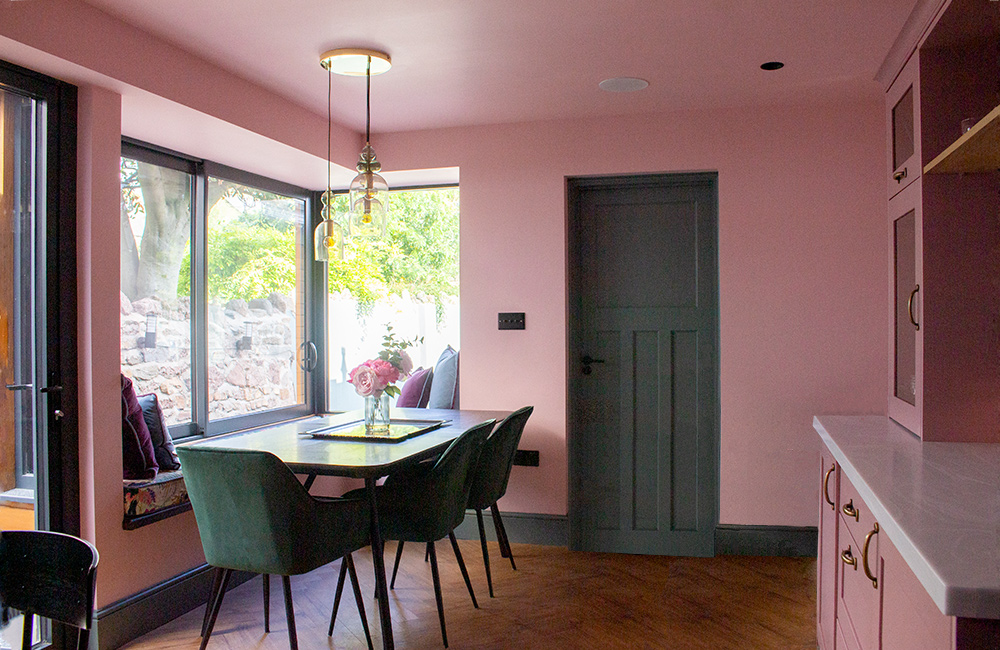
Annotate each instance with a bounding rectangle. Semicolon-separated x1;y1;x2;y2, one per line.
814;416;1000;650
816;455;839;650
883;0;1000;442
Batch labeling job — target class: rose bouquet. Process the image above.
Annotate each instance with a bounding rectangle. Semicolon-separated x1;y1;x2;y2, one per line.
348;327;421;399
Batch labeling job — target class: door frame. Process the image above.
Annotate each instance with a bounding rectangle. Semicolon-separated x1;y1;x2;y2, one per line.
0;59;79;537
566;171;720;555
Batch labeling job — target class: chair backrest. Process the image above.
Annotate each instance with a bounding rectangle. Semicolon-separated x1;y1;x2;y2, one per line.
467;406;533;510
388;419;493;540
0;530;99;632
177;446;367;576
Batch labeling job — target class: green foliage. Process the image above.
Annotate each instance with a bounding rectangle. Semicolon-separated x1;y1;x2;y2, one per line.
327;187;460;313
177;186;459;305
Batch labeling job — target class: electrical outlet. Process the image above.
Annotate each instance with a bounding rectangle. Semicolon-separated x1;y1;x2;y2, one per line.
498;312;526;330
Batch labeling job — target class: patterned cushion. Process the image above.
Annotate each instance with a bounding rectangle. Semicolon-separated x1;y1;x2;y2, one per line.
123;470;188;519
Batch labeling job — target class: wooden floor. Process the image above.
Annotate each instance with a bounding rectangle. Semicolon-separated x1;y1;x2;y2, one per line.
123;541;817;649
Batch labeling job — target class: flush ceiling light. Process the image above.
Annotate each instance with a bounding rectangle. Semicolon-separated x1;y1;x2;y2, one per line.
599;77;649;93
320;48;392;76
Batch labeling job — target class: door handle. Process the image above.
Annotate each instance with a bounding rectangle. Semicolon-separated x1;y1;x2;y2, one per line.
6;383;32;391
40;385;62;393
581;355;605;375
299;341;318;372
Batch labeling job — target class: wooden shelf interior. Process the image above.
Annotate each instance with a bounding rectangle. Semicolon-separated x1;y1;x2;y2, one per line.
924;102;1000;174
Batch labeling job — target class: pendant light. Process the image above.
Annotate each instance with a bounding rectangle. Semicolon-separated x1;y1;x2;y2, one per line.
314;60;345;261
320;48;392;241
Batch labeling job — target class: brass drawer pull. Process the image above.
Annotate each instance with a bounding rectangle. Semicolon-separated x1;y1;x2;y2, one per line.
823;464;836;510
893;168;907;183
908;285;920;330
842;499;860;521
862;522;879;589
841;546;857;569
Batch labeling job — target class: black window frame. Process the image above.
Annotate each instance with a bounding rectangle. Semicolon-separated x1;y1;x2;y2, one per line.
121;139;322;440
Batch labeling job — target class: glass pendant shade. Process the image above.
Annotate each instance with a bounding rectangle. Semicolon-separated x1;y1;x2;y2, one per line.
313;218;344;261
348;171;388;238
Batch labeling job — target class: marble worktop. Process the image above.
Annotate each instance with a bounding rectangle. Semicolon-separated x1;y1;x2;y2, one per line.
814;415;1000;619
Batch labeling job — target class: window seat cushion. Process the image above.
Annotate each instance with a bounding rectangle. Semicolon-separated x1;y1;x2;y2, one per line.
123;469;190;530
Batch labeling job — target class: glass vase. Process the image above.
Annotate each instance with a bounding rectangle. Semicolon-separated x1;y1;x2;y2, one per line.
364;392;391;435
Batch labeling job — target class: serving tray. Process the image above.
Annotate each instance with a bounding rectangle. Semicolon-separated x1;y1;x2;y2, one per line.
304;418;449;443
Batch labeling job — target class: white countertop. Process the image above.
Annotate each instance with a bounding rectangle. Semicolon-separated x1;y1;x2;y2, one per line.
814;415;1000;619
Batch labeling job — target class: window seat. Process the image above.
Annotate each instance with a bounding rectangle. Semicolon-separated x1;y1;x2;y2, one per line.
123;470;190;530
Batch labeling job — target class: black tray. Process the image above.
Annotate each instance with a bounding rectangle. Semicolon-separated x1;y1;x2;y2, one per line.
304;418;449;443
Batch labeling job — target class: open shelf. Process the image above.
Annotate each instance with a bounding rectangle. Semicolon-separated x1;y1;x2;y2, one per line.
924;102;1000;174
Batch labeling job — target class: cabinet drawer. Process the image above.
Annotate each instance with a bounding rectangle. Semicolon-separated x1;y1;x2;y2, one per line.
839;472;880;556
839;528;882;650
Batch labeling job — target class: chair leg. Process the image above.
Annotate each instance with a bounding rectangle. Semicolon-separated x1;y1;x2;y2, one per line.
346;554;374;650
263;573;270;633
21;612;32;650
491;504;516;569
427;542;448;648
328;560;347;636
390;539;405;589
281;575;298;650
449;532;479;609
201;567;224;637
476;508;494;597
200;568;232;650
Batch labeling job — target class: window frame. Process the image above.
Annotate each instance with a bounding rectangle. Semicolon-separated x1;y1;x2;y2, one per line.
122;139;320;440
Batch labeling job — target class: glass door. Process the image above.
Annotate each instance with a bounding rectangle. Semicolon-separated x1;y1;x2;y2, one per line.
0;84;41;527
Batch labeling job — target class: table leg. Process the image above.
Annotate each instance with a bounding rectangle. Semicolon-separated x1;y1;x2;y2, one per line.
366;477;394;650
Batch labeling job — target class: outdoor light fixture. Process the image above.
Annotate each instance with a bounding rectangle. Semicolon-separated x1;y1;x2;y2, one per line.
236;322;253;351
144;313;157;348
321;48;391;240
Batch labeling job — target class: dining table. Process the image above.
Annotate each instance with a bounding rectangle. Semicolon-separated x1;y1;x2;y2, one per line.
187;407;510;650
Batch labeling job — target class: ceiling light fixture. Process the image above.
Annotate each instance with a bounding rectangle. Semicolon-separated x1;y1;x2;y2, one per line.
321;48;392;241
598;77;649;93
314;58;346;262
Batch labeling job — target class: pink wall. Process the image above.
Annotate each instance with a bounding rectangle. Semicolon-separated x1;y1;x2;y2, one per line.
2;0;887;613
378;102;888;525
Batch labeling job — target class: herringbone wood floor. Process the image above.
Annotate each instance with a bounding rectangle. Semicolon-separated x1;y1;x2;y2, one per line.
122;540;816;649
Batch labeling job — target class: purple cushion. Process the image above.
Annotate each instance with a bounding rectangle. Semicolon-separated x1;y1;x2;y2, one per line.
396;367;433;408
137;393;181;471
122;375;158;480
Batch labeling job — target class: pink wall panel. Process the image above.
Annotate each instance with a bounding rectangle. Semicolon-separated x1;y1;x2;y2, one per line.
379;101;888;525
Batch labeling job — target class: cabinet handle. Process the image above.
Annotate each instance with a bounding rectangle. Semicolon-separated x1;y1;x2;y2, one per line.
841;546;857;569
908;285;920;330
893;168;907;183
823;464;836;510
862;522;879;589
842;499;860;521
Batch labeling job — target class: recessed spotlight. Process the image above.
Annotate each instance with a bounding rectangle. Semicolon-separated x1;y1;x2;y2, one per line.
599;77;649;93
760;61;784;71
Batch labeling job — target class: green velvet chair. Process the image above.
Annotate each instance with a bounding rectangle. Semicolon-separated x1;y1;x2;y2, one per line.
0;530;99;650
177;446;372;650
465;405;533;597
336;419;494;648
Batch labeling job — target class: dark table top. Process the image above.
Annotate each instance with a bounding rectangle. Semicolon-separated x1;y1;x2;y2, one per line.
186;408;509;479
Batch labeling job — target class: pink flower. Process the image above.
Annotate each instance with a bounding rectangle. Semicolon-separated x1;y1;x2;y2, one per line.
348;363;378;397
368;359;399;389
397;350;414;378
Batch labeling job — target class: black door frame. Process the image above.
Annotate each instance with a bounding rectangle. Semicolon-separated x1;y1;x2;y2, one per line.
566;171;720;555
0;59;79;537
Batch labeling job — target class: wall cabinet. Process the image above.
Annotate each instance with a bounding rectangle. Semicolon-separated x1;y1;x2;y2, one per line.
884;0;1000;442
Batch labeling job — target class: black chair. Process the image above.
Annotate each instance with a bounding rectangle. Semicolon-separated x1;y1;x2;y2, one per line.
0;530;99;650
338;419;494;647
466;406;533;597
177;446;373;650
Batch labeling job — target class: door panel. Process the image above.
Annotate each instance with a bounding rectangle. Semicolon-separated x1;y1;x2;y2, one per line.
570;174;718;557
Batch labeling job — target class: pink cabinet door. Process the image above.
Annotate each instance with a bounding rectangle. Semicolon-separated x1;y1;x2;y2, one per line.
817;455;839;650
886;51;920;200
880;532;952;650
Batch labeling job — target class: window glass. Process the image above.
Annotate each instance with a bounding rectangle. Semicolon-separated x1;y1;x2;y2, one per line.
120;156;194;425
326;187;460;411
206;176;306;420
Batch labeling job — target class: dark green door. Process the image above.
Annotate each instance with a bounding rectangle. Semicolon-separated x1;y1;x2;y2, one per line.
569;173;718;556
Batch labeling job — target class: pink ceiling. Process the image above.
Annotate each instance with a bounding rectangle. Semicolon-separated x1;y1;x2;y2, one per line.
78;0;917;134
